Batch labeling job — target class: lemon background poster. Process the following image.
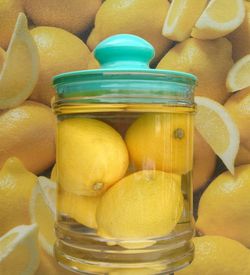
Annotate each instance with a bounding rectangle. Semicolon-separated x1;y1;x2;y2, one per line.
0;0;250;274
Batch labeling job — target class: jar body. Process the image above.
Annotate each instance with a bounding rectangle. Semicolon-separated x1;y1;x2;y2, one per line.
54;100;195;275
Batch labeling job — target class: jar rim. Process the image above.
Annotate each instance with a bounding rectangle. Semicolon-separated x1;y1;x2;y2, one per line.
53;69;197;87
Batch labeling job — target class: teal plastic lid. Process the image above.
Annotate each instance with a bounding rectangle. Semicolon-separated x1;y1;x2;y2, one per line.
53;34;197;104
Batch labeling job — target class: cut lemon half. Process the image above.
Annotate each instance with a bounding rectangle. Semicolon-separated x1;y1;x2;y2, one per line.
0;224;39;275
162;0;207;41
226;54;250;92
0;13;39;109
195;96;240;173
30;176;56;257
191;0;245;39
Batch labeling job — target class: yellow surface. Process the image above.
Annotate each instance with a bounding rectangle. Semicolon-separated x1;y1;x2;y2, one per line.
0;47;6;71
0;13;39;109
193;129;216;191
226;54;250;92
58;191;101;229
125;113;193;175
24;0;102;34
0;100;56;174
0;157;36;236
96;170;183;239
0;0;23;49
36;248;74;275
227;1;250;61
29;176;56;256
157;38;233;103
195;96;240;173
224;87;250;166
58;118;129;196
191;0;245;39
0;224;39;275
50;164;57;182
87;0;172;62
176;236;250;275
162;0;207;41
30;26;90;105
196;165;250;247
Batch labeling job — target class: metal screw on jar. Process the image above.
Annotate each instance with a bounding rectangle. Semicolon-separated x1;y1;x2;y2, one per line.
52;34;197;275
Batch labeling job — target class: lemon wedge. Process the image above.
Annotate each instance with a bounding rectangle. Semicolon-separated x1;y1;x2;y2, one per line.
191;0;245;39
226;54;250;92
30;177;56;257
0;13;39;109
162;0;207;41
0;224;39;275
195;96;240;173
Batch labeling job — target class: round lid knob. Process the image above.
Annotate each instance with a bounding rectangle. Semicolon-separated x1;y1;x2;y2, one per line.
94;34;155;70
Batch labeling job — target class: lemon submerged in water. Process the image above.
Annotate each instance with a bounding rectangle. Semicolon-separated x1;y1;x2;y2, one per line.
96;170;183;239
58;117;129;196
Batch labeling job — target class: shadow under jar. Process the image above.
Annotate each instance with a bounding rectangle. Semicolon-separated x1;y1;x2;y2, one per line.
52;34;197;275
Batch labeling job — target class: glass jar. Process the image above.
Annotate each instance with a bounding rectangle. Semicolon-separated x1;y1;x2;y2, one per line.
53;34;197;275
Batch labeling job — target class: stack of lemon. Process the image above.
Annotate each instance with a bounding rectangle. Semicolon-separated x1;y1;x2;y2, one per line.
57;115;187;242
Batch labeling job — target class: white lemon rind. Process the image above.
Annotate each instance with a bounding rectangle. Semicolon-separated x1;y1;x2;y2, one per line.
162;0;207;41
0;13;39;109
226;54;250;92
29;176;56;257
0;224;39;274
192;0;245;38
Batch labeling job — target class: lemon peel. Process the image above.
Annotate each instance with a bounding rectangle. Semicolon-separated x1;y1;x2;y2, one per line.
58;118;129;196
96;170;183;239
196;165;250;247
0;157;37;236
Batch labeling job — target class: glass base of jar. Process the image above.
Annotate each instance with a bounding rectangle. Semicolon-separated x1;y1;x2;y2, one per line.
54;223;194;275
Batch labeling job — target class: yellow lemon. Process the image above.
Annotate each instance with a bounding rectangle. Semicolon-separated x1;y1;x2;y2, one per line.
195;96;240;173
224;87;250;166
96;170;183;239
87;0;172;62
0;13;39;109
157;38;233;103
196;165;250;247
58;191;101;229
0;157;36;236
30;176;56;256
162;0;207;41
58;118;129;196
226;54;250;92
0;0;23;49
30;26;90;106
0;101;56;174
24;0;102;34
191;0;245;40
176;236;250;275
193;129;216;191
0;224;39;275
227;1;250;61
235;143;250;166
125;113;193;175
87;51;100;70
